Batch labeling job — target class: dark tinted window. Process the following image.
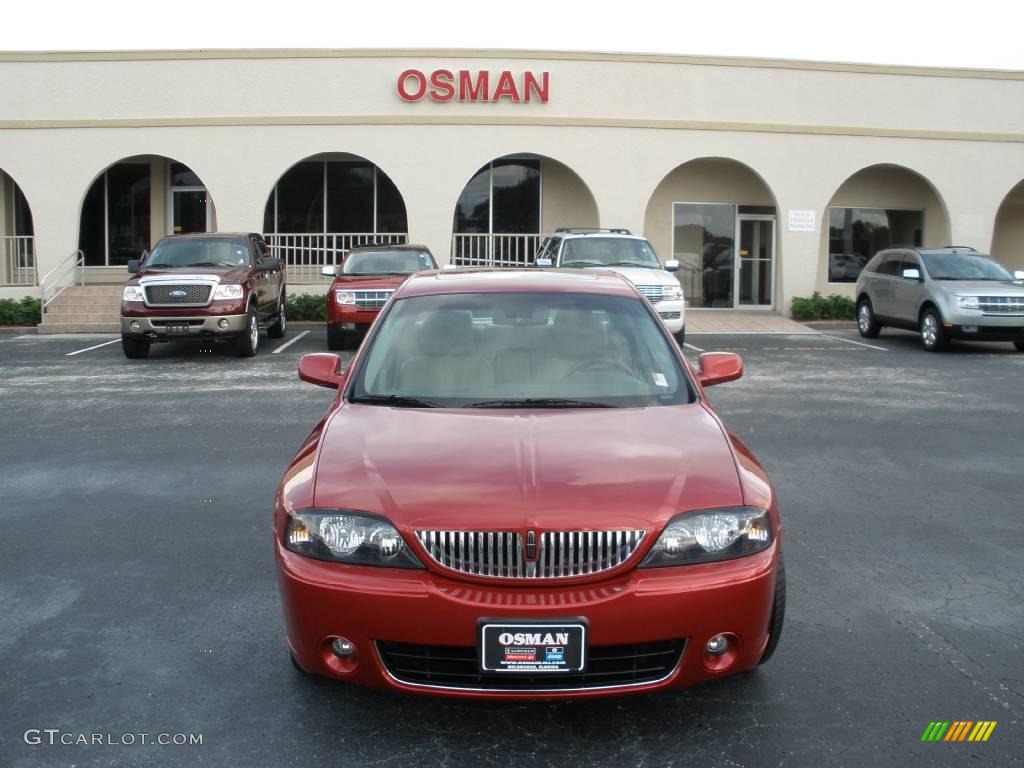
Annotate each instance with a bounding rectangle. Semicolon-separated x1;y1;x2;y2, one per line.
876;255;902;276
828;208;924;282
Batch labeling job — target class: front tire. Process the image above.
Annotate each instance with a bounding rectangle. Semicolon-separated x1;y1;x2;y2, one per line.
234;305;259;357
327;323;346;351
121;336;150;359
673;327;686;347
758;557;786;665
857;298;881;338
920;307;948;352
267;291;287;339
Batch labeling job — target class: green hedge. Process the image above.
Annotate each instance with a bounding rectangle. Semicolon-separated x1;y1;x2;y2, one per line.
286;292;327;322
790;292;856;321
0;297;42;326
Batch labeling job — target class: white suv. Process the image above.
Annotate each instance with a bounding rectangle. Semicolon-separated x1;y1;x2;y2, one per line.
535;228;686;344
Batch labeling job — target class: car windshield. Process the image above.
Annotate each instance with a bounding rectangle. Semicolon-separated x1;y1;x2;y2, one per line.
922;253;1014;281
351;291;693;408
342;249;435;275
560;237;662;269
145;238;250;268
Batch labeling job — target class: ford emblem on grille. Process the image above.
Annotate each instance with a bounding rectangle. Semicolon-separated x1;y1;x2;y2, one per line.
169;289;188;299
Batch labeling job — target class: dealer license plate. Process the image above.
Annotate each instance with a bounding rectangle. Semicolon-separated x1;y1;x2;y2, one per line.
478;619;587;673
165;324;192;335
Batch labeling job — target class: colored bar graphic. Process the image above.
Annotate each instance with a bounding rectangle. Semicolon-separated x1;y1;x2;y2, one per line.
922;720;996;742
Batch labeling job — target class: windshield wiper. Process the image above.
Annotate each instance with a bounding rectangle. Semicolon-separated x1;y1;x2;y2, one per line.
605;261;654;268
349;393;443;408
464;398;613;409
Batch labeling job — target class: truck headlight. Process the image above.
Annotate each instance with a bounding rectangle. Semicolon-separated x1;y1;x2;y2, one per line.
123;286;145;302
212;284;244;300
639;507;772;567
957;296;980;310
661;284;683;301
335;290;356;305
285;510;423;569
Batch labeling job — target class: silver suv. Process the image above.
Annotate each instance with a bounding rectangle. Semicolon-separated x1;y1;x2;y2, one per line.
856;246;1024;352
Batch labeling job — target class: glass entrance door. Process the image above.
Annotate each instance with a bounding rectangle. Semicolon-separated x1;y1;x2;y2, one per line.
737;216;775;307
171;189;208;235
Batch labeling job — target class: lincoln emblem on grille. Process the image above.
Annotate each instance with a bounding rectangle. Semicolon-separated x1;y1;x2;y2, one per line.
525;530;537;560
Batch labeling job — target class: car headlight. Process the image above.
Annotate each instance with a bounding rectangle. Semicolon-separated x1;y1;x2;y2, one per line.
212;284;244;300
284;509;422;568
639;507;772;567
335;290;356;305
660;284;684;301
122;286;145;302
957;296;980;310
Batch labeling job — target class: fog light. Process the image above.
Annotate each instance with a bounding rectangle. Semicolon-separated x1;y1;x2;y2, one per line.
130;320;141;332
218;318;230;330
705;634;729;656
331;638;356;659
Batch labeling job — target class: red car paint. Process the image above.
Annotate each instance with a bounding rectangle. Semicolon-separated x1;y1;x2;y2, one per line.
276;270;782;699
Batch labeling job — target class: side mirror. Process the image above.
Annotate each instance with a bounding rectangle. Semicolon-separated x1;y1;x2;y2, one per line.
902;268;921;281
298;353;346;389
664;259;681;273
1014;270;1024;281
261;256;283;271
127;259;140;274
320;265;338;277
696;352;743;388
442;263;458;271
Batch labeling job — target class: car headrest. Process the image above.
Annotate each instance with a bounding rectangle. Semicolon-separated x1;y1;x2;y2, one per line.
418;310;475;356
552;309;606;359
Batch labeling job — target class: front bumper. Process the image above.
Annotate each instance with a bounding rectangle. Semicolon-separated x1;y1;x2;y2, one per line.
276;540;778;699
120;313;248;341
653;300;686;332
327;304;381;328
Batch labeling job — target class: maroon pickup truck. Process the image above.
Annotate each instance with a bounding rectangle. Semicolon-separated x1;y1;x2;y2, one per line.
323;244;436;350
120;232;286;358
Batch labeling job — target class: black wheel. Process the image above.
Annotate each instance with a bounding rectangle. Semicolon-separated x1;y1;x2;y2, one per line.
234;305;259;357
121;336;150;359
268;291;287;339
327;323;346;351
920;307;948;352
1014;339;1024;352
758;557;786;665
857;298;881;338
673;327;686;347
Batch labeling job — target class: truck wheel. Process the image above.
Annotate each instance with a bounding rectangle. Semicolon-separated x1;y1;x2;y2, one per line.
673;327;686;347
234;305;259;357
920;307;948;352
121;336;150;359
758;557;786;665
268;291;287;339
327;323;346;351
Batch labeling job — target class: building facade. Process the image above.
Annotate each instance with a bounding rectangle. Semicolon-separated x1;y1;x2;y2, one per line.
2;49;1024;312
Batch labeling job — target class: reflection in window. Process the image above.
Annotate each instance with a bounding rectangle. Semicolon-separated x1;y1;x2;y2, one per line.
828;208;924;282
454;160;541;235
79;163;152;266
672;203;736;308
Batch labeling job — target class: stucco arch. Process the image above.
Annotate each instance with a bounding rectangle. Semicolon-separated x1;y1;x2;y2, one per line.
991;178;1024;271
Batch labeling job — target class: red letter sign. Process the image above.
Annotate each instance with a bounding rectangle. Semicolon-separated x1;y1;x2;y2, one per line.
429;69;455;102
397;69;427;101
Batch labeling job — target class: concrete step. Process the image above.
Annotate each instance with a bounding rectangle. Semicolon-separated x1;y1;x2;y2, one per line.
37;321;120;334
51;286;122;297
42;310;121;322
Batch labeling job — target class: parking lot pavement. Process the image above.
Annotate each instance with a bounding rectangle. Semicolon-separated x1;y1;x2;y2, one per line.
2;328;1022;767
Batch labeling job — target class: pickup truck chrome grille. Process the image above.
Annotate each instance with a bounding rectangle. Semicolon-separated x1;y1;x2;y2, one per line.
354;289;395;310
145;283;212;306
635;285;664;304
414;529;646;579
978;296;1024;315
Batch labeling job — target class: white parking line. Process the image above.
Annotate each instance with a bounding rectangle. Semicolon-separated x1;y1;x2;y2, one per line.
271;330;310;354
65;338;120;356
818;333;888;352
683;342;705;352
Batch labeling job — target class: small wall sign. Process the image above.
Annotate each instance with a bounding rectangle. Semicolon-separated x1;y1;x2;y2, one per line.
788;210;816;232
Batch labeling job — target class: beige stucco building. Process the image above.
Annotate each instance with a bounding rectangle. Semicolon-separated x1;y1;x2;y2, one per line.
2;48;1024;316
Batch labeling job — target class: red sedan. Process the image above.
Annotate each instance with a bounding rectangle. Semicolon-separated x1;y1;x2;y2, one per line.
276;269;784;699
323;244;436;350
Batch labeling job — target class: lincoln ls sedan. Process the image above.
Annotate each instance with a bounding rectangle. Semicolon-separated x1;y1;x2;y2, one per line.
274;269;784;699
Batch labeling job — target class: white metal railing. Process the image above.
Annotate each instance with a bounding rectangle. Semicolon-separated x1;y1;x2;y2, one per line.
1;235;36;286
451;233;543;268
264;232;409;281
40;249;85;309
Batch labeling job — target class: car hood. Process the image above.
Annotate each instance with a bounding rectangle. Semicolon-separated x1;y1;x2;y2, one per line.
586;265;678;287
937;280;1024;297
332;274;411;290
133;265;250;283
313;404;743;532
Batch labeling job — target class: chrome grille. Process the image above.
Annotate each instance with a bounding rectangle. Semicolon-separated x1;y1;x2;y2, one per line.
978;296;1024;315
354;289;395;310
145;283;211;306
658;311;681;320
415;529;646;579
636;285;664;304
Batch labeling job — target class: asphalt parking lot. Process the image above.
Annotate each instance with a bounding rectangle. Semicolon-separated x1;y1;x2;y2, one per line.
1;326;1022;767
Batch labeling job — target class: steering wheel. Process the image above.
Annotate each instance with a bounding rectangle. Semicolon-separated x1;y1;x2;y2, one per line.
565;358;636;378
